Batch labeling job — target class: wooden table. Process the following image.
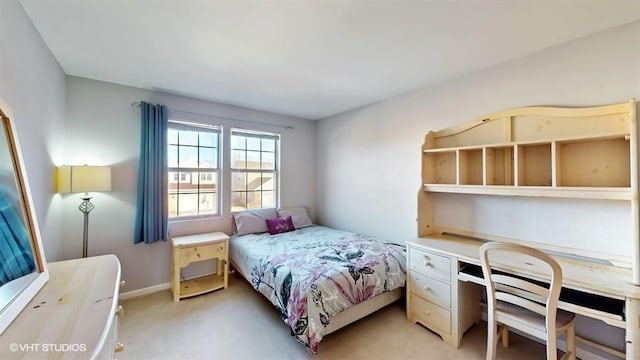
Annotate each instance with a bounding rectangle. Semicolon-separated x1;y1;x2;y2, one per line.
171;232;229;302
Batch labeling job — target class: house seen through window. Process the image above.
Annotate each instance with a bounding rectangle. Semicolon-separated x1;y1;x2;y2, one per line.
167;121;220;218
167;122;280;218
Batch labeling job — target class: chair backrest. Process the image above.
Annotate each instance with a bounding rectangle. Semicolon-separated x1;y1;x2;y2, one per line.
479;242;563;333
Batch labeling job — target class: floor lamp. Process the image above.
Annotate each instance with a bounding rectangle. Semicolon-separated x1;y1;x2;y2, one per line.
57;165;112;258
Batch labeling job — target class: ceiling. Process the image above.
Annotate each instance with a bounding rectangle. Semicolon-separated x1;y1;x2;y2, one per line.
19;1;640;120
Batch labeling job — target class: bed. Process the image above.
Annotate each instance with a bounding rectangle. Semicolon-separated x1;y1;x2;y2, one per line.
229;209;406;353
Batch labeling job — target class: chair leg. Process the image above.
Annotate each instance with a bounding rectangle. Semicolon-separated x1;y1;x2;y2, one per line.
564;323;576;360
547;331;558;360
500;325;509;348
486;317;498;360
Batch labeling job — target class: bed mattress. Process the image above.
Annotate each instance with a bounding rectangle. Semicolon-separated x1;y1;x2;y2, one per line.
230;225;406;353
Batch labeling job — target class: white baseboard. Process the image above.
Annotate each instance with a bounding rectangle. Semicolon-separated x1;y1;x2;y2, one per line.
120;282;170;300
119;271;220;300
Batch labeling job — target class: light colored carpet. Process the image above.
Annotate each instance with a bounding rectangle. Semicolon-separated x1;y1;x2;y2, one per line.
119;275;548;359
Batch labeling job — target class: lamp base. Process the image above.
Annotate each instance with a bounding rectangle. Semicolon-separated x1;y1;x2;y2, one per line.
79;197;94;258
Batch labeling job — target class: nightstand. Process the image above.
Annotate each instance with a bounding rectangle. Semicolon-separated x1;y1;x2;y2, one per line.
171;231;229;302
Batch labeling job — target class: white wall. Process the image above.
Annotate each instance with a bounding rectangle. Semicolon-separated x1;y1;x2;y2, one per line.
317;21;640;246
64;76;316;292
0;0;66;261
316;21;639;356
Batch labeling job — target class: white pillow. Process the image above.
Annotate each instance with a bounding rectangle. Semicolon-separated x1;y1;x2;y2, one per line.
233;208;278;235
277;207;313;229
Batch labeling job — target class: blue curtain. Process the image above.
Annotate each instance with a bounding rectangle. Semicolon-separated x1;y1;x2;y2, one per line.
134;102;168;244
0;185;35;285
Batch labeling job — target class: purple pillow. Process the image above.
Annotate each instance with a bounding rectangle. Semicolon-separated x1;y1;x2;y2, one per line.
266;216;295;235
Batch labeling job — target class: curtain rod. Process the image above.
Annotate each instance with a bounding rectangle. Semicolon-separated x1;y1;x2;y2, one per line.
130;101;295;130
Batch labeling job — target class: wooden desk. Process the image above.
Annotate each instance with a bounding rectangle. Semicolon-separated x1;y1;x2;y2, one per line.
407;235;640;359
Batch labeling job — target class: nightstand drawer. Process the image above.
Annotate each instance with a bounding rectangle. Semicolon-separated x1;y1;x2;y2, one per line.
409;271;451;308
180;242;227;267
409;248;451;281
410;293;451;334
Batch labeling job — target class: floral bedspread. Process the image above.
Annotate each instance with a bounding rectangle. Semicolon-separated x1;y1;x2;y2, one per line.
230;226;406;353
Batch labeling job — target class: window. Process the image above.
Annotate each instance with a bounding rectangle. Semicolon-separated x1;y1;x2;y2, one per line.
231;129;279;211
167;121;220;218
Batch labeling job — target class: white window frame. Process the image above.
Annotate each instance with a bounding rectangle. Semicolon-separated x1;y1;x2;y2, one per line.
167;120;221;219
229;128;280;212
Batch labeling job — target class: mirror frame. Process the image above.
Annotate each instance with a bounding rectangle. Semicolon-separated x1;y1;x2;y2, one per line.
0;96;49;334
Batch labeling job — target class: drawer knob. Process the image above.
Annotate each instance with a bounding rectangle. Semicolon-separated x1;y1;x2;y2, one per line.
423;254;431;260
424;261;432;267
115;305;124;317
423;286;430;291
115;343;125;352
424;311;430;316
120;280;126;288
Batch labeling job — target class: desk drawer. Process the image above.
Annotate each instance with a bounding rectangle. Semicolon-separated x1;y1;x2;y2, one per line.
409;271;451;308
180;242;227;267
409;248;451;281
410;293;451;334
100;312;121;360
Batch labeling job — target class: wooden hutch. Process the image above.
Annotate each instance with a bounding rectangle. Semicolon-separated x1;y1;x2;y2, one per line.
407;99;640;359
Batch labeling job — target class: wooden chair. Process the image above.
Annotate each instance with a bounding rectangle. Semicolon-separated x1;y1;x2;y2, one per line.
479;242;576;360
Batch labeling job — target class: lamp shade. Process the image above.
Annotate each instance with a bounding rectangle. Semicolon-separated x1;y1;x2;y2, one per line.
57;166;112;194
